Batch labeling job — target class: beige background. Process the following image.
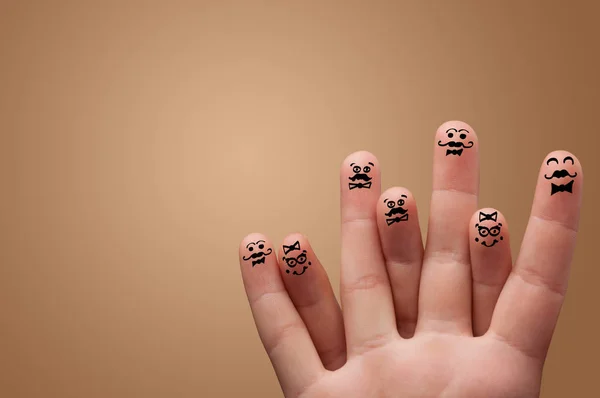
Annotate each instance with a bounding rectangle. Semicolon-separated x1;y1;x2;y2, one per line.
0;1;598;397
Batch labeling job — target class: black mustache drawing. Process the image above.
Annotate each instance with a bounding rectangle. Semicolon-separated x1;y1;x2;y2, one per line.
437;140;474;148
544;169;578;179
551;180;574;195
386;214;409;225
438;140;474;156
242;248;273;265
385;206;408;217
349;173;372;182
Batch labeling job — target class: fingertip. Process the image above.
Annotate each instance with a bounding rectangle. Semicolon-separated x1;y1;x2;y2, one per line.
470;208;509;249
279;234;314;277
435;120;479;154
239;233;276;269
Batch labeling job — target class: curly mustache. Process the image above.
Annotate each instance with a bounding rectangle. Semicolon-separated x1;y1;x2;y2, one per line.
243;248;272;261
385;206;407;217
544;169;578;179
437;140;474;148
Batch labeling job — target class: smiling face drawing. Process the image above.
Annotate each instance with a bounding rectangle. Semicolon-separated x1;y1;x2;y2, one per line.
544;156;578;195
437;128;474;156
383;195;409;226
475;211;503;248
282;240;312;276
242;240;273;266
348;162;374;190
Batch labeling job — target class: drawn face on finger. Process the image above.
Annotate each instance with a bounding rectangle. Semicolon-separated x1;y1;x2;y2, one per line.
348;162;374;190
474;211;503;248
383;195;409;226
242;240;273;266
438;128;474;156
282;240;312;276
544;155;578;195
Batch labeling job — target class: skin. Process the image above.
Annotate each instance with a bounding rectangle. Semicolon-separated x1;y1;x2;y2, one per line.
238;121;583;398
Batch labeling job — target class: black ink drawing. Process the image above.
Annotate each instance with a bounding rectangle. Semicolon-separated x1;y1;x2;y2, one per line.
243;240;273;266
544;156;577;195
437;128;474;156
474;211;503;248
348;162;374;189
282;240;311;276
383;195;409;226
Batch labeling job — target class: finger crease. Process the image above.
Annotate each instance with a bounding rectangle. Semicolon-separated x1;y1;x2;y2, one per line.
514;267;566;299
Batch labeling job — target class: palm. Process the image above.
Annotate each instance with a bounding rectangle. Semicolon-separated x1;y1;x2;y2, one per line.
239;121;582;398
304;335;539;398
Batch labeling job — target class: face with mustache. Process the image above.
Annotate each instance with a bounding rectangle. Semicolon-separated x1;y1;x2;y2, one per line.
544;156;577;195
242;240;273;267
348;162;374;189
383;195;409;226
283;249;312;276
438;128;474;156
474;211;503;248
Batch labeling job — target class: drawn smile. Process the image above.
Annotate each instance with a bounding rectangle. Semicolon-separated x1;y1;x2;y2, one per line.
481;239;498;248
292;266;308;276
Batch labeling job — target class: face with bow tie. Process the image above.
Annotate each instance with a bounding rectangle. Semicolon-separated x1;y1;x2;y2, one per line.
544;156;578;195
384;195;409;226
282;240;312;276
474;211;503;248
437;128;474;156
243;240;273;267
348;162;374;190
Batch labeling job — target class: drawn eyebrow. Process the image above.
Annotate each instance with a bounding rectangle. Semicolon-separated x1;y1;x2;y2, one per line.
401;194;407;198
563;156;574;164
546;157;559;165
368;162;374;166
350;162;355;167
458;129;469;133
245;240;265;249
446;128;458;133
383;198;389;203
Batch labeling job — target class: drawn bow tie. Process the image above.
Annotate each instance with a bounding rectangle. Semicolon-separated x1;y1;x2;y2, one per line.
283;240;301;254
386;214;409;225
479;211;498;222
252;257;266;266
551;180;574;195
349;182;372;190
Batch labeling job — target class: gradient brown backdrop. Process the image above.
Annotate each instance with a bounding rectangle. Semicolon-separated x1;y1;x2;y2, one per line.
1;1;598;397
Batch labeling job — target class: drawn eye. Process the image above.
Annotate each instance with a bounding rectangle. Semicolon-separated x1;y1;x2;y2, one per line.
490;227;501;236
387;201;395;208
563;156;575;165
478;227;489;237
353;166;361;173
460;133;466;139
285;258;297;268
297;254;307;264
363;166;371;173
258;244;264;249
447;132;454;138
248;246;254;252
546;157;559;165
397;199;405;206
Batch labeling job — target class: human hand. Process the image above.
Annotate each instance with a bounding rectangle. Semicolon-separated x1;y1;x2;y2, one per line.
238;121;583;398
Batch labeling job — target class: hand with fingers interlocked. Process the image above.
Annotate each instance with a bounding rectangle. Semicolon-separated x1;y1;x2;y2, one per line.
239;121;583;398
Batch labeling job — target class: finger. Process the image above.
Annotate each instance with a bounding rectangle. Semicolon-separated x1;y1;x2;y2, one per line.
377;187;424;337
418;121;479;335
340;151;397;355
490;151;583;361
239;233;324;395
470;208;512;336
278;233;346;370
